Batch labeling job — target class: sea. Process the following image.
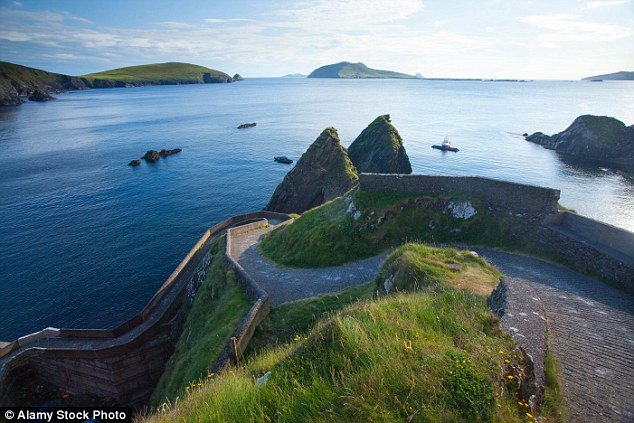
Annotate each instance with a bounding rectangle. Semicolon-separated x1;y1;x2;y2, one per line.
1;78;633;341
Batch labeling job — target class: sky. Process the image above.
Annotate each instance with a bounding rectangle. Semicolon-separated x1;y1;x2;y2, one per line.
0;0;632;79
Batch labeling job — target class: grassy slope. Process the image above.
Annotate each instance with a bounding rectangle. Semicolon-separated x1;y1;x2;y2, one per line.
260;189;528;268
83;62;229;83
144;244;535;422
0;61;69;85
150;237;251;407
308;61;414;79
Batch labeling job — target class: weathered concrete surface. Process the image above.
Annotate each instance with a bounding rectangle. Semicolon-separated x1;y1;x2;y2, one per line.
477;248;634;423
231;227;388;305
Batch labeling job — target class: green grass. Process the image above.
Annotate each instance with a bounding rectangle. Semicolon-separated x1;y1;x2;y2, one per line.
246;282;376;355
260;188;528;268
142;245;534;422
82;62;229;83
150;236;251;407
541;345;566;422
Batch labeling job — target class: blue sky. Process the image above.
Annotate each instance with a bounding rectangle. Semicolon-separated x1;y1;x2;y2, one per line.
0;0;632;79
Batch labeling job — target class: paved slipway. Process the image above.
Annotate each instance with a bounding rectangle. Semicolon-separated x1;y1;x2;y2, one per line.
475;248;634;423
231;225;389;305
232;225;634;422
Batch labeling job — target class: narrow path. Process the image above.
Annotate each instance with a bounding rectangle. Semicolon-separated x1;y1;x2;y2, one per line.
231;226;389;305
231;223;634;421
476;248;634;423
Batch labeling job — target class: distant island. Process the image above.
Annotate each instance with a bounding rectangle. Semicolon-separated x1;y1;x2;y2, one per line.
582;71;634;81
307;62;414;79
0;61;240;106
282;73;307;78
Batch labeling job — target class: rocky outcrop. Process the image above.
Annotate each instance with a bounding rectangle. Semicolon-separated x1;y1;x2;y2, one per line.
348;115;412;174
27;90;55;102
238;123;256;129
128;160;141;166
0;61;89;106
265;127;358;214
525;115;634;168
141;148;181;163
233;74;244;81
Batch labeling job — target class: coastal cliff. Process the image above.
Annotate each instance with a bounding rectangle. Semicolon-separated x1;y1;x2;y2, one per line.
265;127;358;214
525;115;634;169
0;61;88;106
0;61;237;106
348;114;412;174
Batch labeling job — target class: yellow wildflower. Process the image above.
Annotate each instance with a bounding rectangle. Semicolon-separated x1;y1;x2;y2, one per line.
526;412;533;418
507;375;514;380
505;359;510;364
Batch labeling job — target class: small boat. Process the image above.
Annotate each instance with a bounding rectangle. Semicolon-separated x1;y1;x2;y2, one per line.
432;137;459;152
274;156;293;164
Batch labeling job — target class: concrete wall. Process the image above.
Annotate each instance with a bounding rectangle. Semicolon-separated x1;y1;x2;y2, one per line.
0;211;291;407
557;212;634;259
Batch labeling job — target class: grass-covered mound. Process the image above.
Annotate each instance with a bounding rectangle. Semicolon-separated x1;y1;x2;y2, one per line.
143;245;534;422
260;189;527;268
150;236;251;407
83;62;231;84
377;243;502;297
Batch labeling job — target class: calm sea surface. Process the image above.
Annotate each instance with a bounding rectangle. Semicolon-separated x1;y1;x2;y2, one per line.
1;78;633;340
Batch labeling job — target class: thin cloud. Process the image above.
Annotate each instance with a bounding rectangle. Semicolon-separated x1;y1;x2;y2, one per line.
203;18;254;24
523;13;632;42
582;0;629;10
155;21;197;28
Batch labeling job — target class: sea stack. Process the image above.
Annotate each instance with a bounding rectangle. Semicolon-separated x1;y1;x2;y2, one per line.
525;115;634;168
348;114;412;174
265;127;358;214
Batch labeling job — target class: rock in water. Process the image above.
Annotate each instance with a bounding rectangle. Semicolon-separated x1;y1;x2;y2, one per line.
128;159;141;166
525;115;634;168
142;150;161;162
347;114;412;174
27;90;55;102
265;127;358;214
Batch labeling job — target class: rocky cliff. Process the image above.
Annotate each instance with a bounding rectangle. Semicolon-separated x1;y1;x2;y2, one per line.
1;61;238;106
348;115;412;174
265;127;358;214
526;115;634;169
0;61;88;106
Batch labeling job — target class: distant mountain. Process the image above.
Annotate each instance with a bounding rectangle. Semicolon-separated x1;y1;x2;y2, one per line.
282;73;307;78
82;62;235;86
0;61;239;106
307;62;414;79
582;71;634;81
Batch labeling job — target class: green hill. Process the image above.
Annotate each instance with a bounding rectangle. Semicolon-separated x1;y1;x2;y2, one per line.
307;61;414;79
82;62;233;85
0;61;237;105
582;71;634;81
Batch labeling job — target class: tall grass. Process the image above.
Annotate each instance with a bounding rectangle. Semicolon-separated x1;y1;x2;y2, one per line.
150;236;251;407
142;245;534;422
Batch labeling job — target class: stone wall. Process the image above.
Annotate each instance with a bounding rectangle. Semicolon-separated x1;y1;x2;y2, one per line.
359;173;561;217
0;211;291;407
359;173;633;291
